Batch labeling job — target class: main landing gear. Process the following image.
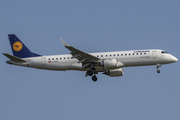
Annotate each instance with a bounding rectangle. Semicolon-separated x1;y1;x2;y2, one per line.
86;70;98;82
87;70;93;76
156;64;161;73
92;75;97;82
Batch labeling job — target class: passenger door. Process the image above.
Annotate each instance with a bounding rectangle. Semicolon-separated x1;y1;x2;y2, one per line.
152;51;157;59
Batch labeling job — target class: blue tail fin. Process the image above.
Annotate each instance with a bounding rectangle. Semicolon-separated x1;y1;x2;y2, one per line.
8;34;41;58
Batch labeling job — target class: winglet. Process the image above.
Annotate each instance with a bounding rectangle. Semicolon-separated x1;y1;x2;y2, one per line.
60;38;70;47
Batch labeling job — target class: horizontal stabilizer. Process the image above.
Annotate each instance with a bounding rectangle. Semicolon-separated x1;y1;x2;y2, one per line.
3;53;27;62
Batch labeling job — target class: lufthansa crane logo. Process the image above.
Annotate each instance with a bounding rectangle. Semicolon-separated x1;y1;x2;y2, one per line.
13;41;23;52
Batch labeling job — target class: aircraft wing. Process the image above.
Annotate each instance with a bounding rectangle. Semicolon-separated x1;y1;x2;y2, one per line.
60;38;101;64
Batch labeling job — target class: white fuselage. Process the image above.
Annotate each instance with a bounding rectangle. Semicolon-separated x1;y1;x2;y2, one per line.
13;49;177;71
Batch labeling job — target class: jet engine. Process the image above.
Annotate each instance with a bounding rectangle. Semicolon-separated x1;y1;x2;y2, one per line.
100;59;124;69
103;68;124;77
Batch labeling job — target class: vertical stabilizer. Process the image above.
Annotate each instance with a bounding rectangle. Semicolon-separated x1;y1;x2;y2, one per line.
8;34;41;58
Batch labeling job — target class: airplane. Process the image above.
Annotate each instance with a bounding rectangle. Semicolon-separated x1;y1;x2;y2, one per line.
3;34;178;82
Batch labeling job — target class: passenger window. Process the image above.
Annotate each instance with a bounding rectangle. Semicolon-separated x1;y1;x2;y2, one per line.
121;54;123;56
136;53;138;55
56;58;58;60
106;55;108;57
60;58;62;59
48;58;50;60
110;55;111;57
129;53;131;55
64;57;66;59
140;53;142;55
97;55;99;57
114;54;115;56
117;54;119;56
144;53;146;55
67;57;69;59
125;54;127;56
52;58;54;60
133;53;134;55
101;55;103;57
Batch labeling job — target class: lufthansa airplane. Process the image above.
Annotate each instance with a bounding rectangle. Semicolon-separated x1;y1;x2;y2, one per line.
3;34;178;82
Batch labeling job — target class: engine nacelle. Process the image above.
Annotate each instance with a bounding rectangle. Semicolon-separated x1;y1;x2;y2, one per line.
100;59;124;69
103;68;124;77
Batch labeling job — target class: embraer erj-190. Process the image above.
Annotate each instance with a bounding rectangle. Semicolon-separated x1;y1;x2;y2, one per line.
3;34;178;82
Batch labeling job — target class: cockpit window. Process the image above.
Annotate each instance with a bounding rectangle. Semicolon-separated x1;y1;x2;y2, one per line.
161;51;168;54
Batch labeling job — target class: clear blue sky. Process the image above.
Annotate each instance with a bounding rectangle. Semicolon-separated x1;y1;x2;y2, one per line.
0;0;180;120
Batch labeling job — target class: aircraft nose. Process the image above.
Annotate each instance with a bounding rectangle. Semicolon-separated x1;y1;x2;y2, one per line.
172;56;178;62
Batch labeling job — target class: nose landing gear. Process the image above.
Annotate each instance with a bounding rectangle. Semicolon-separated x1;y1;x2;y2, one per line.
156;64;161;73
157;69;160;73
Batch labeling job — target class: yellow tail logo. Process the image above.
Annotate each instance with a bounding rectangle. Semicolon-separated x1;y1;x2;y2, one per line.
13;41;23;52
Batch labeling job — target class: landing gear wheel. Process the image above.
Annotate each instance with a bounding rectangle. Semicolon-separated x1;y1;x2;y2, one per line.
92;75;97;82
87;70;93;76
156;64;161;74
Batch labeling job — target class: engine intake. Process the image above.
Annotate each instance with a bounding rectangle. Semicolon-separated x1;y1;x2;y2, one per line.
103;68;124;77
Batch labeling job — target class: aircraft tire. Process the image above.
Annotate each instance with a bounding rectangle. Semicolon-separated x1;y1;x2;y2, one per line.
157;70;160;73
87;70;93;76
92;75;97;82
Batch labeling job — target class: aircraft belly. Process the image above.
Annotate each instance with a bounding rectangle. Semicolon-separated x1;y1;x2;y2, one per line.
53;61;70;70
46;61;82;71
69;63;83;70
